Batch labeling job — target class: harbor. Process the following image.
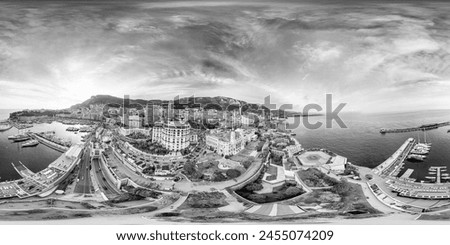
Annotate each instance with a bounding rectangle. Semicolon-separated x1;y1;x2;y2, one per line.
370;133;450;200
0;144;83;199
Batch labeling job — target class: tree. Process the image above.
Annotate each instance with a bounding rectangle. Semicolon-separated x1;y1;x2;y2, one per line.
242;159;253;169
142;166;156;175
183;162;197;176
285;186;303;197
226;169;241;179
256;141;265;152
247;194;266;203
213;171;227;182
332;178;352;196
245;183;264;192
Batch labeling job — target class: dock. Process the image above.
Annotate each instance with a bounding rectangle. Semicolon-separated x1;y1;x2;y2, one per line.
373;138;415;177
400;169;414;179
429;166;447;184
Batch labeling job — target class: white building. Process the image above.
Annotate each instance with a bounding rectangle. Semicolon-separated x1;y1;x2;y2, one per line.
152;121;191;152
241;115;254;127
285;144;303;158
205;129;255;156
129;115;143;128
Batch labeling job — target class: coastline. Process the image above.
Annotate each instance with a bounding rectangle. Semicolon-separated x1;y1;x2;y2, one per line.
0;212;430;225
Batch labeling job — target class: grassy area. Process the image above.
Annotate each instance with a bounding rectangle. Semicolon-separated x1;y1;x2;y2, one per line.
417;211;450;221
297;168;339;187
179;192;229;209
184;153;247;182
236;181;305;204
294;180;381;216
264;165;278;181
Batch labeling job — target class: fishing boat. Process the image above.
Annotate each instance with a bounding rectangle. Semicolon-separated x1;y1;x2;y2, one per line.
21;139;39;147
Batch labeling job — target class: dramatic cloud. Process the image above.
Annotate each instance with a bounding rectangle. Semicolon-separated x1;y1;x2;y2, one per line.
0;0;449;112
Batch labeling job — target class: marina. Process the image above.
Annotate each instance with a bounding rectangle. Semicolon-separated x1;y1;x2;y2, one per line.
0;144;83;199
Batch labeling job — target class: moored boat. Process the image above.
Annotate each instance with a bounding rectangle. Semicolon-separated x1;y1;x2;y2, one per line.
407;154;426;162
410;148;429;155
12;135;30;142
21;139;39;147
8;134;30;141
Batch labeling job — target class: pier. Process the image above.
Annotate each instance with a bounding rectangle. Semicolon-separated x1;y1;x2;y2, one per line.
400;169;414;180
380;121;450;134
29;132;70;153
428;166;447;184
373;138;415;177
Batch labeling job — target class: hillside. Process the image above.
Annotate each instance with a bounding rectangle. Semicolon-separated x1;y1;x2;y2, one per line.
69;95;309;116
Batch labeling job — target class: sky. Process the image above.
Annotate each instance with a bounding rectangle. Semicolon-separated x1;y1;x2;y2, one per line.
0;0;449;113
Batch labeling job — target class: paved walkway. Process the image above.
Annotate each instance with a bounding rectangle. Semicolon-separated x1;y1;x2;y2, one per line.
152;195;188;214
245;203;304;216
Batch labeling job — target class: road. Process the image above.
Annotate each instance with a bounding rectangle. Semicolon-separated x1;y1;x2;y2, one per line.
173;154;264;192
91;158;120;196
73;148;93;194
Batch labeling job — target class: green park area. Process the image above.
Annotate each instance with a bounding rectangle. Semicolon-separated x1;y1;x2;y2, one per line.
235;169;305;204
297;168;339;187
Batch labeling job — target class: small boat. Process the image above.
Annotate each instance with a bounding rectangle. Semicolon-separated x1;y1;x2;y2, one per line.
8;134;30;142
21;139;39;147
13;136;30;142
448;129;450;133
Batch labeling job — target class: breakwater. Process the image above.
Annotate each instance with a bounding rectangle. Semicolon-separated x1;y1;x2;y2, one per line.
380;121;450;134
